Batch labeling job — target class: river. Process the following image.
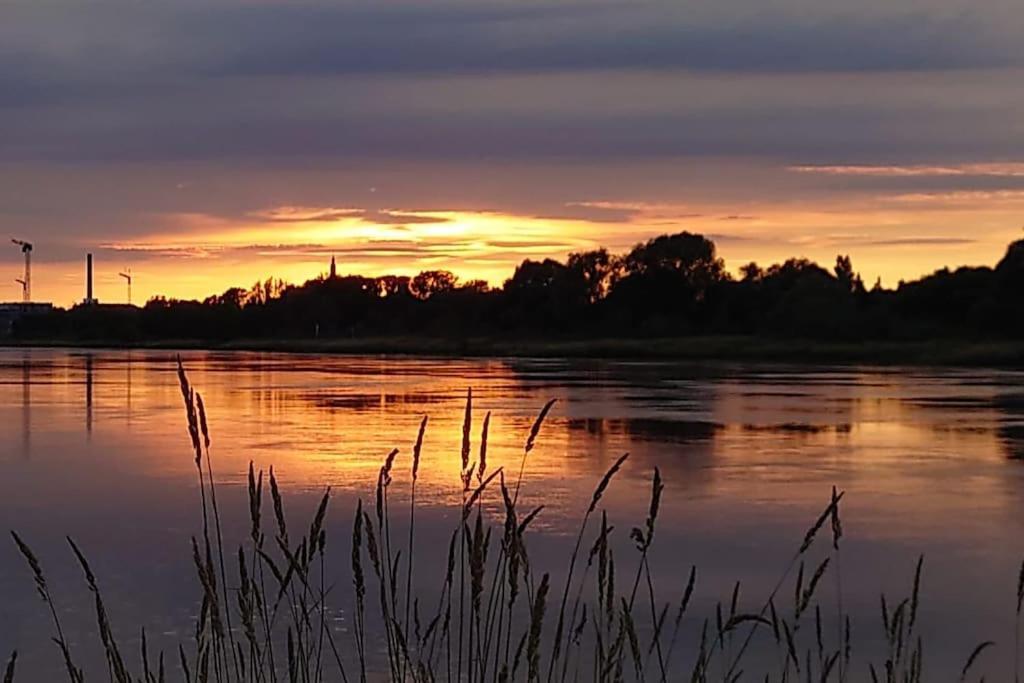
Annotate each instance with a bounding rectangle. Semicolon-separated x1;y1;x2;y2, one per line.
2;349;1022;680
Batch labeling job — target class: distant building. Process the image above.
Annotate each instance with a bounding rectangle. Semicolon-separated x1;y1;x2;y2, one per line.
0;302;54;337
82;253;99;305
330;255;337;279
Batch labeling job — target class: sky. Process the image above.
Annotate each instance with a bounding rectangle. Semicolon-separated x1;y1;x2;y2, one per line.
4;0;1024;306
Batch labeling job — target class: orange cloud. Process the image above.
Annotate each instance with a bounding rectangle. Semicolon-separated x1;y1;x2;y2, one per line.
9;180;1024;307
788;163;1024;177
883;190;1024;203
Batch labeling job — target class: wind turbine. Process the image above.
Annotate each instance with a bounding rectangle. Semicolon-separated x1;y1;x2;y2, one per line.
119;269;132;305
11;239;32;303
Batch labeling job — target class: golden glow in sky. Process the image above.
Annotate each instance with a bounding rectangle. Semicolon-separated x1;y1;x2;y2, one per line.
19;198;1016;307
5;1;1024;307
6;159;1024;307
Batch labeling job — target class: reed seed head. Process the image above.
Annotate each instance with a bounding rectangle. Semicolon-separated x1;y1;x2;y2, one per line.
461;387;473;474
588;453;629;515
526;399;557;454
412;415;427;481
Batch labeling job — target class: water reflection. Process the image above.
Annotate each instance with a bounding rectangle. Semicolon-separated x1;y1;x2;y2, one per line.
20;349;30;458
126;351;133;422
567;417;720;443
566;417;719;488
85;352;93;438
309;390;450;411
3;351;1024;677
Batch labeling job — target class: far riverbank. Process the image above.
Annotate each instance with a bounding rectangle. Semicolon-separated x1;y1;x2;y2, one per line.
6;335;1024;367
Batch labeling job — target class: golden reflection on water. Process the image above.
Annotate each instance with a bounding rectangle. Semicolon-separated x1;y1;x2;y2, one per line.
3;350;1022;535
5;350;1024;676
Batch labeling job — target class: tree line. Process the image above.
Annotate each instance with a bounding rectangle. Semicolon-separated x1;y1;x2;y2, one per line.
15;231;1024;342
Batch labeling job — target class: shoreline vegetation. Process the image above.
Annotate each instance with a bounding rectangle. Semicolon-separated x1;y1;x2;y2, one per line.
7;336;1024;367
11;232;1024;367
3;360;1018;681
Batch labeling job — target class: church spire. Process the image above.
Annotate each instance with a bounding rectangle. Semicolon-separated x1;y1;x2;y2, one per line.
329;255;337;279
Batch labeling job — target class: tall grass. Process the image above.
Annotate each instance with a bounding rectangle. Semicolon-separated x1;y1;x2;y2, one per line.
5;359;1016;681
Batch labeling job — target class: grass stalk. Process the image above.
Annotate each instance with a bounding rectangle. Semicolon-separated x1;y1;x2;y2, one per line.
12;365;1024;683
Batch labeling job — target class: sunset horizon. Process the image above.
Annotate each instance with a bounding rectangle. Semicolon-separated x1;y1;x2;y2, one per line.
8;2;1024;681
7;187;1024;307
5;1;1024;306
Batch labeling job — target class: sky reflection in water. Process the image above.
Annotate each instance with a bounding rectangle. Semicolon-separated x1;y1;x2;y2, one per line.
2;349;1024;678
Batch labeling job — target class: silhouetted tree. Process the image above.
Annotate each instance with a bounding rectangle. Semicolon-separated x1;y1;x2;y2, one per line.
834;255;865;294
740;262;763;282
16;231;1024;344
621;232;725;286
894;266;997;336
607;232;727;332
568;249;613;303
247;278;286;305
410;270;458;299
458;280;490;294
500;259;588;331
375;275;411;298
204;287;247;308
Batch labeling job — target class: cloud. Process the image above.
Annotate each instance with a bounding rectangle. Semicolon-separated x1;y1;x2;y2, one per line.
96;213;588;265
364;210;450;225
790;163;1024;177
702;232;981;251
3;3;1024;168
862;237;978;246
705;233;758;243
255;206;451;225
885;190;1024;203
6;2;1020;90
100;244;221;259
4;0;1024;303
4;0;1024;171
256;207;366;223
180;3;1024;78
9;83;1024;168
485;240;578;251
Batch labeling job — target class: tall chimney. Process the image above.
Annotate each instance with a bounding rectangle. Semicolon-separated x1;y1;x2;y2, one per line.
86;253;93;303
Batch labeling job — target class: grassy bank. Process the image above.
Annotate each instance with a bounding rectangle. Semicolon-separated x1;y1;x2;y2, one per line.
3;360;1017;682
6;335;1024;367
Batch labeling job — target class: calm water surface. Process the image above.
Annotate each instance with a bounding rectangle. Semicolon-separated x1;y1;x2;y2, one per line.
2;348;1024;678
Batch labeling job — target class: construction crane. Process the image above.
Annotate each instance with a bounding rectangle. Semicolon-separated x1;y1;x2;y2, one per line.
11;239;32;303
119;269;132;305
15;278;26;301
